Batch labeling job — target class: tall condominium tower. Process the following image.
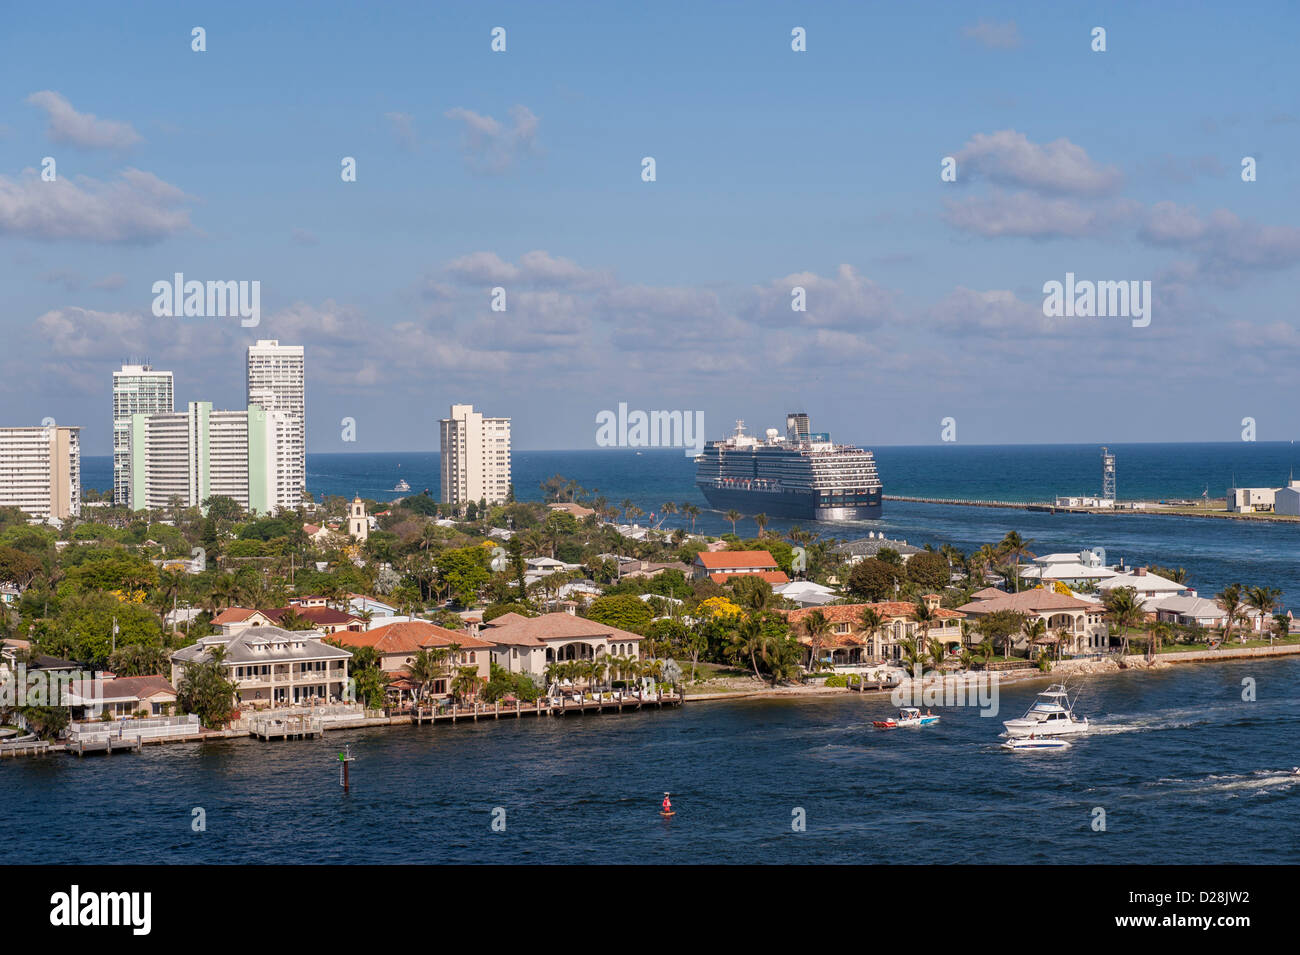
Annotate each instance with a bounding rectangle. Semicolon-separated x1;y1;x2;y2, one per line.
127;402;292;515
112;363;174;505
439;404;511;506
0;425;82;522
246;340;305;509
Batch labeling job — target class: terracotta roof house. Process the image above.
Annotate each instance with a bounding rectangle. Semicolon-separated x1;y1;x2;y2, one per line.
171;626;352;710
66;675;178;720
330;621;492;699
478;610;643;680
956;589;1109;654
784;594;965;667
693;550;782;582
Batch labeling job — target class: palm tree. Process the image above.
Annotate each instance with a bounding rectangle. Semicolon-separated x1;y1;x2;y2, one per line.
801;609;832;672
1023;617;1047;658
683;504;700;534
450;666;481;704
1216;582;1245;645
731;616;767;681
1243;586;1282;644
1102;585;1144;657
858;607;885;654
997;531;1036;592
660;502;677;528
925;637;948;674
724;510;741;535
1271;612;1290;646
753;513;769;537
406;649;443;704
1145;621;1172;662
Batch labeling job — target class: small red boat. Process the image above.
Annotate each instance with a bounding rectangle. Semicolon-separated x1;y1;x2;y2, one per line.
872;707;940;729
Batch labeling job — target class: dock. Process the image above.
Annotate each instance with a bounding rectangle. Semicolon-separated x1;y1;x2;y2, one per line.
0;693;685;759
411;692;682;725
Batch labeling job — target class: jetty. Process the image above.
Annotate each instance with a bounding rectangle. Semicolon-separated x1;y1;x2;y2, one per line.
884;495;1300;522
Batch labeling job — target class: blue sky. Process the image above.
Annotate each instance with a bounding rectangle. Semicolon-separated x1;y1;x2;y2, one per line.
2;1;1298;454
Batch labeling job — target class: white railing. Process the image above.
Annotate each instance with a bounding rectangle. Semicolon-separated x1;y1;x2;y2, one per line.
69;714;201;742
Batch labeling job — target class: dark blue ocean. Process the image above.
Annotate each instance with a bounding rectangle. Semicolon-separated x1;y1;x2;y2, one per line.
5;660;1299;864
81;442;1300;598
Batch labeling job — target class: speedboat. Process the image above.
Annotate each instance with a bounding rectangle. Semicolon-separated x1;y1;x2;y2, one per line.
1003;684;1089;737
873;707;940;729
394;479;411;492
1002;736;1071;751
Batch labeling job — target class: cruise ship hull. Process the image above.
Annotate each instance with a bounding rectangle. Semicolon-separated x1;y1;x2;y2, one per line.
697;483;882;522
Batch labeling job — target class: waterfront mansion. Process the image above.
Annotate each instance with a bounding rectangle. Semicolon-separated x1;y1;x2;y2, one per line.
170;626;352;710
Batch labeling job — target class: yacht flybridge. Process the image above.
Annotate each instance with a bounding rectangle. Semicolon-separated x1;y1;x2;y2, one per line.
1002;684;1090;738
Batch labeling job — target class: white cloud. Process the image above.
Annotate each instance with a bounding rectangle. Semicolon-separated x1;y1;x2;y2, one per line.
444;105;540;172
0;167;192;242
26;91;141;150
955;130;1122;196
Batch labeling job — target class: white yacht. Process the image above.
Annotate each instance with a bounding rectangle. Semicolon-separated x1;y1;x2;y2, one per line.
1002;684;1089;738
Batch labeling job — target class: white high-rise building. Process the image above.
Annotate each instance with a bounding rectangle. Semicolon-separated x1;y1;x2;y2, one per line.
127;402;292;515
439;404;511;506
112;363;174;505
246;340;304;509
0;425;81;522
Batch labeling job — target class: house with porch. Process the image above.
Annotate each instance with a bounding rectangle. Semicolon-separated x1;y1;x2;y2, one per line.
329;620;492;702
784;595;965;667
956;589;1109;654
66;675;178;720
170;625;352;710
477;609;643;680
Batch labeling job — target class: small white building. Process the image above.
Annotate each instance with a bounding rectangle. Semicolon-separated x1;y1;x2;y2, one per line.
1226;486;1277;513
1096;567;1189;601
1273;480;1300;516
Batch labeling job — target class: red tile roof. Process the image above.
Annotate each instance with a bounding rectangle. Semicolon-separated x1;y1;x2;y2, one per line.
784;601;964;627
481;612;644;648
331;620;493;653
957;591;1097;614
716;570;790;585
695;550;779;570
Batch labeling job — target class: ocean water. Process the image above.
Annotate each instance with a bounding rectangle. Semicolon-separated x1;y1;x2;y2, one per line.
79;443;1300;598
4;659;1298;864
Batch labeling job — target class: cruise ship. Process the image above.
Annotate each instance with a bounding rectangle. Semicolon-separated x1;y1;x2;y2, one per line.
694;413;883;521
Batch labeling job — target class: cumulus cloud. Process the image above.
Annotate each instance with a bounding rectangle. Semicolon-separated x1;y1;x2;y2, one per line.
961;20;1022;50
749;265;897;329
0;167;192;242
26;91;141;150
444;249;612;289
944;191;1136;239
1140;204;1300;285
444;105;540;172
955;130;1123;196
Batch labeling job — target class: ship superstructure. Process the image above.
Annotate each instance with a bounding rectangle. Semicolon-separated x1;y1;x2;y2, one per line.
694;413;882;521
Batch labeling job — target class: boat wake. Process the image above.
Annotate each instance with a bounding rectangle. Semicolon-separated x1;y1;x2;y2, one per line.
1147;768;1300;799
1084;703;1244;737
